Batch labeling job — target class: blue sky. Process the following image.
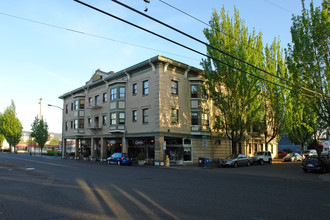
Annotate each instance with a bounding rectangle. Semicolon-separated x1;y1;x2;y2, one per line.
0;0;323;133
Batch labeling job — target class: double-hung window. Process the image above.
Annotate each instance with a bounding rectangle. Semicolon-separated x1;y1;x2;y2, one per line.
119;113;125;124
191;85;199;98
143;80;149;95
119;87;125;99
171;108;178;123
143;108;149;123
95;95;100;106
132;110;137;122
103;93;107;102
102;115;107;126
191;112;199;125
110;113;116;125
132;83;137;95
110;88;117;100
171;80;178;95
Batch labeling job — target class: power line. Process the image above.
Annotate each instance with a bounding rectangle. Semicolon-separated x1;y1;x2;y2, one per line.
73;0;318;98
263;0;294;14
0;11;200;62
158;0;320;93
109;0;322;97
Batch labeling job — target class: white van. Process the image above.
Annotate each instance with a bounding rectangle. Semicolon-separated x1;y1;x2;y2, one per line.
302;149;318;158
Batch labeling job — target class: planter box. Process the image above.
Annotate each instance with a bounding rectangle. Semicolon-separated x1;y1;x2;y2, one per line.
176;160;184;166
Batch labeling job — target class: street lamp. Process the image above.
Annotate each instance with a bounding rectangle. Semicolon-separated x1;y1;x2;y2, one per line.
48;104;63;110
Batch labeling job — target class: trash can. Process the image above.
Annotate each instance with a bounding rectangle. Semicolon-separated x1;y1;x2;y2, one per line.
205;158;210;167
198;157;205;167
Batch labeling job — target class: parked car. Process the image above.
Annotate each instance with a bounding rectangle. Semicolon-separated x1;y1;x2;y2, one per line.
301;156;330;173
283;152;303;162
253;151;272;165
221;154;253;167
302;149;318;159
107;153;132;165
278;151;288;158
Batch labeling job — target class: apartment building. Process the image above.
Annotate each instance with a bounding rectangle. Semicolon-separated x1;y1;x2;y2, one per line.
59;55;277;164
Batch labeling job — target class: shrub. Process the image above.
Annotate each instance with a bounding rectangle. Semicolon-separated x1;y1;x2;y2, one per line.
137;152;146;160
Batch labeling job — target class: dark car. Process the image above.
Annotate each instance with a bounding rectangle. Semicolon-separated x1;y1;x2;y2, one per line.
301;156;330;173
107;153;132;165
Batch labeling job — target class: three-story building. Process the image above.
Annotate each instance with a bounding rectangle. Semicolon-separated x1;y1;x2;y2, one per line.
59;55;277;164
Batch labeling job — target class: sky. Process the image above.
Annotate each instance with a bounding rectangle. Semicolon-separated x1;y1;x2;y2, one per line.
0;0;323;134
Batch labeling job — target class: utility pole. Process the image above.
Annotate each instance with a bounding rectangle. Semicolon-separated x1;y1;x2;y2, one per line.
39;97;42;120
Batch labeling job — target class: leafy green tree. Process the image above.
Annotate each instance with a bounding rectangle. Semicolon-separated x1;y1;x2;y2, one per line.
286;0;329;127
0;134;5;149
0;100;23;153
202;7;263;154
49;138;59;145
285;0;328;149
30;116;49;156
260;39;288;150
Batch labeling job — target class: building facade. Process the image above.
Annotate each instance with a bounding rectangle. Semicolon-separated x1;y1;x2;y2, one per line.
59;55;277;164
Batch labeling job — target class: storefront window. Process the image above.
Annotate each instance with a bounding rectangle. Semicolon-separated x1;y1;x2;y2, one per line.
184;147;192;161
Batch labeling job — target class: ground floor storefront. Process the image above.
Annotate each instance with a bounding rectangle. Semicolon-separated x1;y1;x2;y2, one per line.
62;135;278;165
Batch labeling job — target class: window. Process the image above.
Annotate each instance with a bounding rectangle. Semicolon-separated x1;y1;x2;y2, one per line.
71;103;74;111
110;113;116;125
103;93;107;102
79;119;84;128
70;121;73;129
111;88;117;100
74;120;78;129
74;100;79;110
88;118;91;127
132;83;137;95
143;108;149;123
171;108;178;123
119;112;125;124
88;97;92;106
102;115;107;126
95;95;100;106
202;113;209;126
191;85;199;98
79;100;85;109
94;117;99;128
65;122;68;131
132;110;137;122
65;105;68;114
143;80;149;95
184;139;191;145
191;112;199;125
119;87;125;99
171;80;178;95
184;147;192;161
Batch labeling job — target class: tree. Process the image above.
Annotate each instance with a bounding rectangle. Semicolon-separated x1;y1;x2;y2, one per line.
30;116;49;156
202;7;263;155
0;100;23;153
286;0;329;127
285;0;329;149
0;134;4;150
260;39;288;150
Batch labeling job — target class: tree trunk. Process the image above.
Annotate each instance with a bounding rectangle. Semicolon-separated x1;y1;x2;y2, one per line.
232;141;237;155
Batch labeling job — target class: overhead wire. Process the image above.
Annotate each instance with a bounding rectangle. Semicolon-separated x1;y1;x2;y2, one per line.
158;0;320;92
0;11;200;62
109;0;322;97
73;0;317;98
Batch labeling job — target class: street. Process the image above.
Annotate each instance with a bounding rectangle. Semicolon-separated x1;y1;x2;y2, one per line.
0;153;329;220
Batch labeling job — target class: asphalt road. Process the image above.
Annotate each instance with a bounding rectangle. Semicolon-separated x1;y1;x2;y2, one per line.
0;153;329;220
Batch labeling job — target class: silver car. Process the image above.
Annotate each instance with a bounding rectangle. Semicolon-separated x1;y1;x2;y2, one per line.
283;153;303;162
221;154;253;167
